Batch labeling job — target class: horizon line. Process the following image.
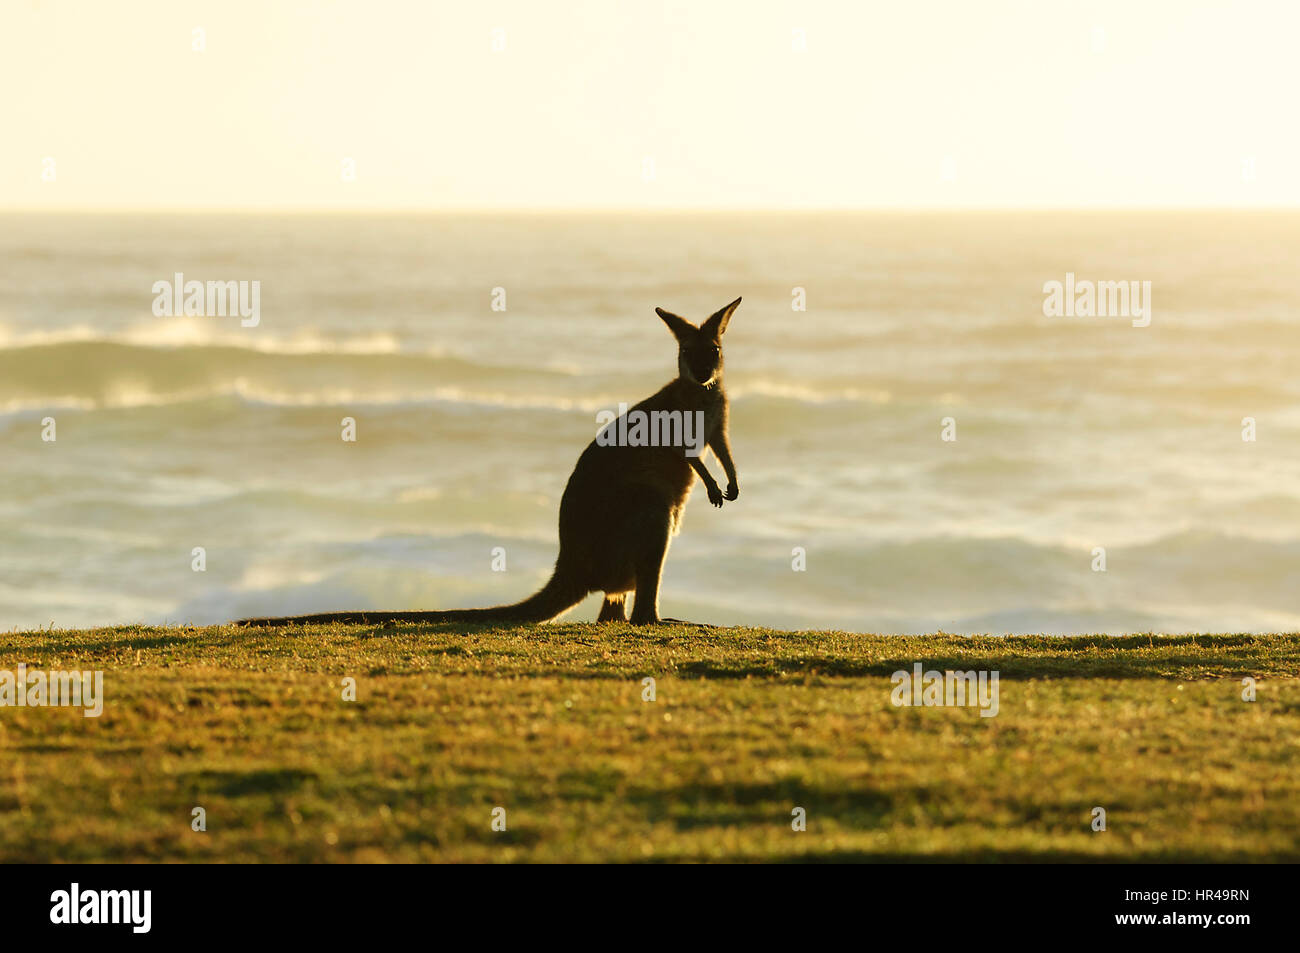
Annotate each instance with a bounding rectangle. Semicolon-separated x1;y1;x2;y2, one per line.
4;204;1300;215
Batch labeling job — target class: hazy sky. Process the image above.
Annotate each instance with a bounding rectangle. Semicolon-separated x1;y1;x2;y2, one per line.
3;0;1297;209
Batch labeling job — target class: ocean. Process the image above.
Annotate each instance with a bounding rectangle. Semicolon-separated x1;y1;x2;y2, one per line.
3;211;1299;634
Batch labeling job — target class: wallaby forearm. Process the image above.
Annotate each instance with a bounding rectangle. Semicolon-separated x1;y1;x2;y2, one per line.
711;434;737;486
688;454;727;508
688;454;719;490
709;427;738;499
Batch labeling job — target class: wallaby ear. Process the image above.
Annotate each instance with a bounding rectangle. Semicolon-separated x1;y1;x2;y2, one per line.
701;296;741;337
655;307;696;341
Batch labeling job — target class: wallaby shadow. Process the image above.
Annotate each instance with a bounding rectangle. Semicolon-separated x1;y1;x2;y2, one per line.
673;653;1249;680
674;633;1296;681
1;629;235;654
341;625;1294;681
180;767;320;798
618;776;1300;863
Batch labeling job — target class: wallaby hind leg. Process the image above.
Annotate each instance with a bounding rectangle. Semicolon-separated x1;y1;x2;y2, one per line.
597;592;628;622
627;501;673;626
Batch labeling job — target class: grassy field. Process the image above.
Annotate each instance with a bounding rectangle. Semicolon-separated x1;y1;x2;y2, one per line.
1;623;1298;863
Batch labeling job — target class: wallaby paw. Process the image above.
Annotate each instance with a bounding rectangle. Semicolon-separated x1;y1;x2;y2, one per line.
724;482;739;501
707;484;724;507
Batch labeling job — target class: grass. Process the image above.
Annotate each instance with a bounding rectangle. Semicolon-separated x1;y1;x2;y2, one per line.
1;623;1298;862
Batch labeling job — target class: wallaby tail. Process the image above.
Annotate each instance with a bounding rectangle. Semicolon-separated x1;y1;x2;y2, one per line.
236;566;589;628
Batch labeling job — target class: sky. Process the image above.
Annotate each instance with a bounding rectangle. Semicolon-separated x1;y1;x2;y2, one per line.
2;0;1297;210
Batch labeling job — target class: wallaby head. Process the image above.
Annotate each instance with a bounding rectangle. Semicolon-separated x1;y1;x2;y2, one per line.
655;297;741;387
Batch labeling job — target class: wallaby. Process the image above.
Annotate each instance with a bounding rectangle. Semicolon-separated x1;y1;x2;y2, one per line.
238;297;742;628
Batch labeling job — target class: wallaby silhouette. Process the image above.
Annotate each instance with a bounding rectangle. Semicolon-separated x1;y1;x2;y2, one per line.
238;297;742;628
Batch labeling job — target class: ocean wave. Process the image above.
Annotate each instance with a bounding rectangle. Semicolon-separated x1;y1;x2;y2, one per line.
728;381;892;404
0;337;906;417
147;530;1300;631
0;320;416;356
0;337;593;413
662;529;1300;598
0;380;623;417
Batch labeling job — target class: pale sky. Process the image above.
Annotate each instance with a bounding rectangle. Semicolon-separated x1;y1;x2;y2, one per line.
2;0;1297;209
